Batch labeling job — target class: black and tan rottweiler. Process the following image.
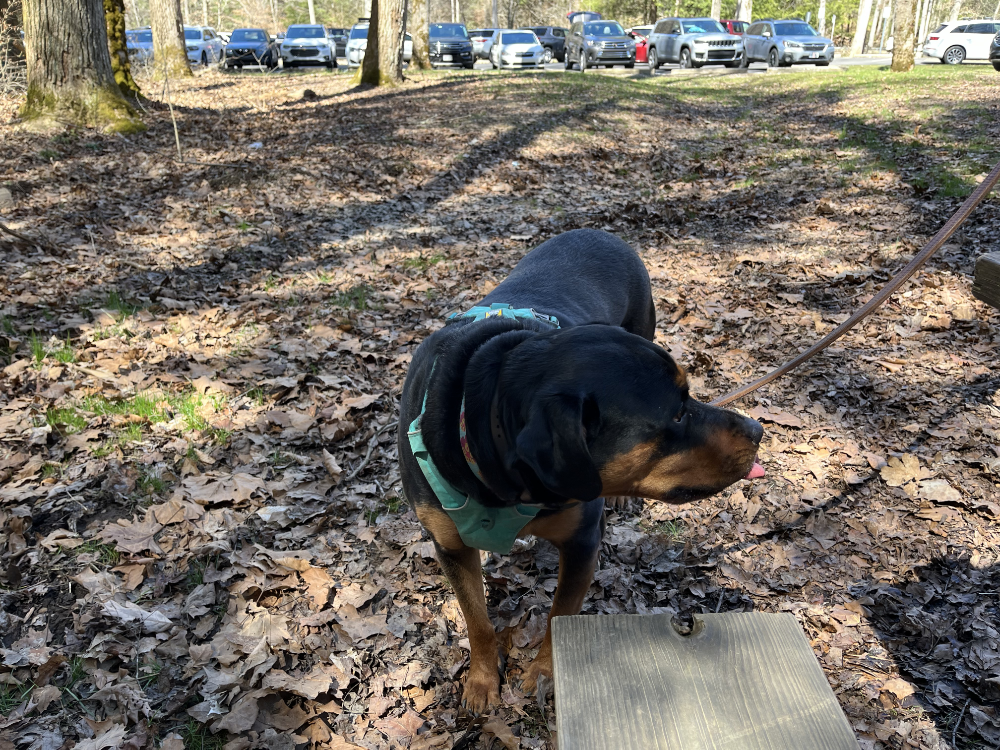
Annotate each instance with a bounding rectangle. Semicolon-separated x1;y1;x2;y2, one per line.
398;229;764;712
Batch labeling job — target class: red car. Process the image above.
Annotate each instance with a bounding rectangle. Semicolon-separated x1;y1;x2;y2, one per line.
627;25;652;63
720;19;749;35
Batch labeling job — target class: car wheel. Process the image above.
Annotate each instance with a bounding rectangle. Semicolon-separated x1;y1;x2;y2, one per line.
816;61;829;67
944;45;965;64
326;59;334;69
201;51;208;66
564;51;572;69
648;47;659;70
579;49;587;72
739;51;750;68
993;61;1000;71
679;47;692;68
542;47;553;63
768;47;779;67
625;61;634;68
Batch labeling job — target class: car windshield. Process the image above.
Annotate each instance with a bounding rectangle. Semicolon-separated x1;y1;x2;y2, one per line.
681;20;726;34
287;26;325;38
349;26;369;39
230;29;266;43
532;27;547;35
468;29;490;38
184;29;203;40
584;22;624;36
775;22;817;36
501;32;535;44
129;30;152;43
430;23;468;38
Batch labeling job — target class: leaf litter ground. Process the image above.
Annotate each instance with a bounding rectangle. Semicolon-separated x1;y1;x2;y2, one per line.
1;64;999;750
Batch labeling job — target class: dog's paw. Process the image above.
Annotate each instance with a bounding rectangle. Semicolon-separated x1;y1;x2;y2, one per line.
520;653;553;696
461;669;501;714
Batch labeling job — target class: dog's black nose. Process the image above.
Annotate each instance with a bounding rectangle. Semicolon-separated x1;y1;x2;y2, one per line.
743;416;764;446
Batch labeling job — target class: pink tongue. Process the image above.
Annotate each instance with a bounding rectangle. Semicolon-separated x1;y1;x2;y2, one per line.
745;461;765;480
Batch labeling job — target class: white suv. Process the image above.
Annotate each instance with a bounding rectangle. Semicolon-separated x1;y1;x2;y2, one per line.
923;19;1000;64
184;26;225;65
282;24;336;68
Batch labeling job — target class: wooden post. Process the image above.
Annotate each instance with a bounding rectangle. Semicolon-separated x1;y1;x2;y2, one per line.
972;254;1000;310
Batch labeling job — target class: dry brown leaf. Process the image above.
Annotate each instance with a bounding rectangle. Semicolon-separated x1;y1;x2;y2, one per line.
882;677;916;700
879;455;929;487
746;406;803;428
98;516;164;555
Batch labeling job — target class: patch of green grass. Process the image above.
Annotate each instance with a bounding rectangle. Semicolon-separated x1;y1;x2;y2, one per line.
332;283;372;310
90;442;114;458
47;407;88;434
75;540;121;566
0;683;34;715
179;719;225;750
38;149;60;160
29;331;45;367
237;221;252;231
117;423;143;444
103;290;141;318
41;463;62;479
138;661;163;689
82;390;215;433
50;337;76;363
138;470;168;495
652;519;685;541
246;387;266;406
403;253;445;272
62;656;86;693
0;315;16;336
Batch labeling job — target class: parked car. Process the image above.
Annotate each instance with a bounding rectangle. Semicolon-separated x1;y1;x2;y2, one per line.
328;27;348;57
565;19;636;70
223;28;278;69
282;23;336;68
721;19;749;35
922;20;1000;64
742;19;833;67
520;26;568;63
345;22;369;67
991;29;1000;70
469;28;501;59
126;28;153;63
647;17;742;69
428;23;474;68
184;26;225;66
346;23;412;66
489;29;544;68
627;25;652;63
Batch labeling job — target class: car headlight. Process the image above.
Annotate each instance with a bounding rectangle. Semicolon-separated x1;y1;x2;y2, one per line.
784;41;802;48
187;45;198;51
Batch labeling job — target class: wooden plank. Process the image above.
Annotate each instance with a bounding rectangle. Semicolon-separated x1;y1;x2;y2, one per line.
551;613;859;750
972;252;1000;310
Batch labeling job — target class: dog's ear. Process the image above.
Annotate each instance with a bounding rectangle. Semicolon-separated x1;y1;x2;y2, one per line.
514;394;602;501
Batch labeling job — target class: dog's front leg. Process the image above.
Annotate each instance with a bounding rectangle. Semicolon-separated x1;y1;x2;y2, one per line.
521;502;604;696
435;541;502;713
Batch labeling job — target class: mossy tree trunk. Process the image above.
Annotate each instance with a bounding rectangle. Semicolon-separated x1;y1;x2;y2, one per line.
104;0;141;98
359;0;406;85
21;0;142;131
151;0;191;78
890;0;916;71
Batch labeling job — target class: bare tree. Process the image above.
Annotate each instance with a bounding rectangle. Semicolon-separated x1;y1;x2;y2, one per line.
151;0;192;78
948;0;961;20
818;0;826;35
359;0;405;84
710;0;720;20
104;0;141;98
410;0;429;68
850;0;874;55
867;0;883;48
891;0;916;70
21;0;142;130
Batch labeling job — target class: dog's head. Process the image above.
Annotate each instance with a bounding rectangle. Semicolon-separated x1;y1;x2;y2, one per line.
501;326;763;504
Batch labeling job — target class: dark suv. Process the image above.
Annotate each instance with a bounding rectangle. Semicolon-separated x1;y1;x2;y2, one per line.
428;22;474;68
565;19;636;70
520;25;567;63
328;27;348;57
991;30;1000;70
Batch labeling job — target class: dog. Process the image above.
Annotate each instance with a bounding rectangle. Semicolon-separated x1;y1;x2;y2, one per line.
397;229;764;712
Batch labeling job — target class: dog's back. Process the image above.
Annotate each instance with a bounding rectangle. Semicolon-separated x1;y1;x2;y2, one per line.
479;229;655;338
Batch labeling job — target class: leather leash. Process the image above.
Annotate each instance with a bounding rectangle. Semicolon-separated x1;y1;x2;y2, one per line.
712;158;1000;408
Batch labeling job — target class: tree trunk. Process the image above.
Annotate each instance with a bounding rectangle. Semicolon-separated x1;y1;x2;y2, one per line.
947;0;961;21
818;0;827;35
359;0;380;83
151;0;192;78
736;0;752;23
710;0;721;20
917;0;933;44
306;0;314;24
409;0;429;68
22;0;141;130
890;0;916;71
850;0;874;55
104;0;141;98
378;0;405;83
867;0;883;47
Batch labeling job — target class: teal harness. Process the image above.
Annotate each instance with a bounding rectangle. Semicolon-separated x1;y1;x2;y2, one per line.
406;304;560;554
